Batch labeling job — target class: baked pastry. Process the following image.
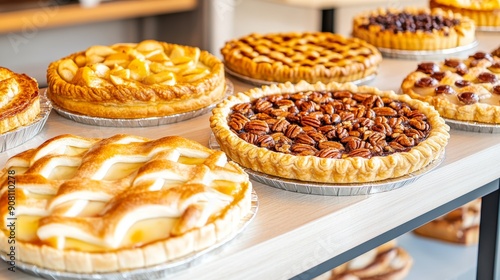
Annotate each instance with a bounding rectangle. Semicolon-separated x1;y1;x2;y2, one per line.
221;32;382;84
0;134;252;273
400;49;500;123
0;67;39;134
430;0;500;27
210;81;449;183
314;240;413;280
47;40;225;119
352;7;476;51
414;198;481;245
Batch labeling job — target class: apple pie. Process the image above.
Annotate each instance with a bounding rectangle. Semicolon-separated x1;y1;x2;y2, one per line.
401;49;500;123
221;32;382;84
0;67;39;134
430;0;500;28
47;40;225;119
210;81;449;183
352;7;476;51
0;134;252;273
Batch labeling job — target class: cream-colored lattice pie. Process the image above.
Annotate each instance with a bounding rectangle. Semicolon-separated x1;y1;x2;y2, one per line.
0;67;39;134
0;134;252;273
47;40;225;119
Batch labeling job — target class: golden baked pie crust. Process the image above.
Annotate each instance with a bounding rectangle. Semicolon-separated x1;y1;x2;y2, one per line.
221;32;382;84
430;0;500;27
47;41;225;119
352;7;476;51
210;81;449;183
0;134;252;273
0;67;40;134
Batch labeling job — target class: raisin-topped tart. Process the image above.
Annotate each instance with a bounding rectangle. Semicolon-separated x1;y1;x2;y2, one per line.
47;40;225;119
401;49;500;123
352;7;476;51
0;134;252;273
430;0;500;27
210;81;449;183
221;32;382;84
0;67;39;134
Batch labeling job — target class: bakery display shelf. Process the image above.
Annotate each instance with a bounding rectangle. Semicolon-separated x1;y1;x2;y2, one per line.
1;32;499;280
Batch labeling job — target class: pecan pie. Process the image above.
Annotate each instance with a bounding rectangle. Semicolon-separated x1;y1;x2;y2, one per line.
0;67;39;134
47;40;225;119
221;32;382;84
352;7;476;51
320;240;413;280
414;198;481;245
401;49;500;123
430;0;500;27
0;134;252;273
210;81;449;183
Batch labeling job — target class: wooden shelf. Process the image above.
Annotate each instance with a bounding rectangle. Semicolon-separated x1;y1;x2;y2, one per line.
0;0;197;34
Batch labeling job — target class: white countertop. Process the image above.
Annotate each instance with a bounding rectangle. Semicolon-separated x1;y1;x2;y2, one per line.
1;31;499;280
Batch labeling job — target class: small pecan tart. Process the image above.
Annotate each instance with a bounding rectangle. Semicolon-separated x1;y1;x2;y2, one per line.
401;49;500;123
210;81;449;183
352;7;476;51
221;32;382;84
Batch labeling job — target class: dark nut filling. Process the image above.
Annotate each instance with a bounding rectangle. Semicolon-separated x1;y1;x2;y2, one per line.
476;72;498;84
360;11;460;34
415;77;438;88
444;59;468;75
455;80;472;88
493;85;500;95
457;92;479;105
417;62;440;74
431;72;446;81
435;85;455;95
228;91;431;159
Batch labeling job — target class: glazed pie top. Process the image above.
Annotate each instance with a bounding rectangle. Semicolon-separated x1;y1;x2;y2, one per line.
0;67;40;134
401;50;500;123
352;7;476;51
210;81;449;183
0;134;252;273
47;40;225;119
221;32;382;84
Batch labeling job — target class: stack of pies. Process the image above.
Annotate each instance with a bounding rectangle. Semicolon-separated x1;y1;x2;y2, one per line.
221;32;382;84
430;0;500;28
47;40;225;119
0;67;39;134
401;49;500;123
210;81;449;184
414;199;481;245
352;7;476;51
315;240;413;280
0;134;253;273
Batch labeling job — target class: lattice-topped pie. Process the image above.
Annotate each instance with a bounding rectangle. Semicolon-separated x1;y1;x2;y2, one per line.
0;67;39;134
210;81;449;183
430;0;500;27
352;7;476;51
0;134;252;273
47;40;225;119
221;32;382;84
401;49;500;123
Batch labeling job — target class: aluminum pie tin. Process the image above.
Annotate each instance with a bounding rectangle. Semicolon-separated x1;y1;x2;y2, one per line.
5;190;258;280
224;66;377;87
0;91;51;153
50;79;234;127
378;40;479;60
208;133;445;196
445;118;500;133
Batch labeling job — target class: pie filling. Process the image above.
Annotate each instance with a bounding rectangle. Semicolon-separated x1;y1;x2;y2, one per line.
0;134;251;271
227;90;431;159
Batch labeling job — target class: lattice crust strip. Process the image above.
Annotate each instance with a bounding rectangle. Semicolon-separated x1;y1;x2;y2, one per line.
0;134;252;273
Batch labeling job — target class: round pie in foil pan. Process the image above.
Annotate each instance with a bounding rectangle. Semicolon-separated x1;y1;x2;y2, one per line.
209;133;445;196
0;91;52;153
378;40;479;60
3;190;258;280
50;79;234;127
224;66;376;87
445;118;500;133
